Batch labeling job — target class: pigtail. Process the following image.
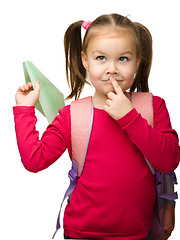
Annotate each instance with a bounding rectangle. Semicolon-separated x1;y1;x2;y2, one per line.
64;21;89;100
130;22;153;92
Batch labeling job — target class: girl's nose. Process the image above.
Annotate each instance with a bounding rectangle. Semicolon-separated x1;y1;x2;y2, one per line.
106;61;118;75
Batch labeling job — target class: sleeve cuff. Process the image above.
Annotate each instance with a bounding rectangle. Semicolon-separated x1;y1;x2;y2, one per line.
13;106;35;114
117;108;140;129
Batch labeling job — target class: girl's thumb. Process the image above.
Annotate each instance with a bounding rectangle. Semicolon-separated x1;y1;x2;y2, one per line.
34;81;41;95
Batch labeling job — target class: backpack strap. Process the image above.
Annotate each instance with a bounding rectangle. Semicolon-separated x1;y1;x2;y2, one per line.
131;92;154;127
52;96;93;238
71;96;94;176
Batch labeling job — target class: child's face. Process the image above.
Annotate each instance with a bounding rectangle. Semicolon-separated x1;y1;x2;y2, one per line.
82;27;141;97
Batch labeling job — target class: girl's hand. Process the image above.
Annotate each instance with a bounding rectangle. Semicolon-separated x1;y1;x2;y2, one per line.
15;81;40;106
104;77;134;120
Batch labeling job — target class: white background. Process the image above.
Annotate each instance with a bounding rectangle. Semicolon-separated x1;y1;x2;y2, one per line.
1;0;180;239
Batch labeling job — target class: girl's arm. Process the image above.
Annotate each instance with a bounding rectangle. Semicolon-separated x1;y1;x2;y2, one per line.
117;96;180;173
14;83;70;172
104;77;179;173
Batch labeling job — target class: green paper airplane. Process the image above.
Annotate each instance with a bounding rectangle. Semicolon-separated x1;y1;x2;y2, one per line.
23;61;65;123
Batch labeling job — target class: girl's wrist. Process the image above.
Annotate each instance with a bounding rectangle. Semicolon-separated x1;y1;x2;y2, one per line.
16;103;35;107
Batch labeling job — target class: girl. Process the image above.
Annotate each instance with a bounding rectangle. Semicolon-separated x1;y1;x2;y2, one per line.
14;14;180;239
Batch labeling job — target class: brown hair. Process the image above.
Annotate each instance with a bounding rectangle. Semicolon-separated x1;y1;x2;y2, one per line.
64;14;153;100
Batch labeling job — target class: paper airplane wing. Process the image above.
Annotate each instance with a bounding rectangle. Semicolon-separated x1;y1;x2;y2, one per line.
23;61;65;123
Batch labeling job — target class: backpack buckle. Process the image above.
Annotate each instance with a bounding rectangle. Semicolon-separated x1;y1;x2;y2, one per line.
68;169;78;184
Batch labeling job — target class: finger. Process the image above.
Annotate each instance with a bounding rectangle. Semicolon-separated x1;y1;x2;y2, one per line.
23;82;33;91
17;83;32;92
110;77;123;95
103;104;110;113
107;91;116;100
106;99;112;107
34;81;40;95
27;82;33;88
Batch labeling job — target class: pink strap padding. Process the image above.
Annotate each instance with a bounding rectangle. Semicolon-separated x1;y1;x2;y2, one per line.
71;96;92;176
131;92;154;128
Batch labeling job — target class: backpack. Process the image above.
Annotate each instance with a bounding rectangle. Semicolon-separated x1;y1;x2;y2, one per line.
53;93;178;240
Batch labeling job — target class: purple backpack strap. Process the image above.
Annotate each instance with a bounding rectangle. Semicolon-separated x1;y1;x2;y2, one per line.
52;160;78;239
52;97;93;238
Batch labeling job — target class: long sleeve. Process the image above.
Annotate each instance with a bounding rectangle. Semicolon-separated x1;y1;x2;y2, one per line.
117;96;180;173
13;105;71;173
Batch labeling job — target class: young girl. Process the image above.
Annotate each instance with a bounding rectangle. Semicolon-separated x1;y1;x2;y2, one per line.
14;14;180;240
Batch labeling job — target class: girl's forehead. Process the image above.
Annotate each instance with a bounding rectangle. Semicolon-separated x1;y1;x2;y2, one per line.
87;26;136;51
89;26;133;39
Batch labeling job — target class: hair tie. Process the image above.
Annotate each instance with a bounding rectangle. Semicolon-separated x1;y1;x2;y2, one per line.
82;21;92;30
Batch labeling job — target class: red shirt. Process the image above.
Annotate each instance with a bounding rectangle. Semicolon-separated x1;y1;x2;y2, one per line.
13;96;180;240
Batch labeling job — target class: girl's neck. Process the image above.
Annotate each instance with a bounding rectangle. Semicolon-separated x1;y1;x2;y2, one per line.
92;93;107;109
92;91;131;109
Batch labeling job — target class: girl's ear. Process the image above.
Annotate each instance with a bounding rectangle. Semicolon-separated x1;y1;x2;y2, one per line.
81;51;88;70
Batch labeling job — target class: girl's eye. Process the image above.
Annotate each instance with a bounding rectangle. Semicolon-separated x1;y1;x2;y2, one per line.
119;57;128;62
97;56;106;61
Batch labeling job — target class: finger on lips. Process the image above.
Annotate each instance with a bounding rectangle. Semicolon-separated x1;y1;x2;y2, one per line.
109;77;122;94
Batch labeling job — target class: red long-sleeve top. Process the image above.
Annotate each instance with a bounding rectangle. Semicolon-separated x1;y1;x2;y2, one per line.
13;96;180;240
